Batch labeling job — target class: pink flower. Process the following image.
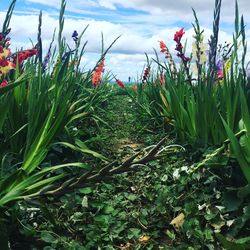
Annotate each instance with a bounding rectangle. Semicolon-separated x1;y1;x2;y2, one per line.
217;70;223;79
0;79;8;88
116;79;125;88
142;67;150;83
160;74;165;85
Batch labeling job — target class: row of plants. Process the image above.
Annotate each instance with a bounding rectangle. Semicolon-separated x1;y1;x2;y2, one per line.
130;0;250;182
127;0;250;247
1;0;178;248
0;0;144;248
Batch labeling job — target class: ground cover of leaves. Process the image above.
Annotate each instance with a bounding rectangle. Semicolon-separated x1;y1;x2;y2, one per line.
12;91;250;250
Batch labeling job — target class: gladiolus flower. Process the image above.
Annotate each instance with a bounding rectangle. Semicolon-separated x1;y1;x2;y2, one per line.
192;41;207;64
92;59;105;87
160;74;165;85
142;67;150;83
159;40;167;53
159;40;171;59
216;59;223;79
217;69;223;79
116;79;125;88
174;28;185;43
159;40;177;77
13;48;37;64
72;30;78;42
0;79;8;88
173;27;192;83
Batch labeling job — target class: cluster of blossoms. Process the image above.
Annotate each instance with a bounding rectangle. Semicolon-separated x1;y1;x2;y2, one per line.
192;34;208;65
174;28;190;63
159;40;177;77
13;48;37;64
159;40;171;59
173;28;192;84
142;67;150;83
92;59;105;87
0;32;14;87
0;30;38;88
215;42;232;81
216;58;231;80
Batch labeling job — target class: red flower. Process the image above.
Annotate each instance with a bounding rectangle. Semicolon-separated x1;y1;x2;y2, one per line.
0;59;9;67
0;79;8;88
14;48;38;64
116;79;125;88
174;28;185;43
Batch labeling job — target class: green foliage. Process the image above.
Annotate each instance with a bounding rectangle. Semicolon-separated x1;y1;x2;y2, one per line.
131;0;250;184
1;0;250;249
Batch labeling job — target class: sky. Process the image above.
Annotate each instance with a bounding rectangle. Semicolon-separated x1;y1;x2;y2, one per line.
0;0;250;81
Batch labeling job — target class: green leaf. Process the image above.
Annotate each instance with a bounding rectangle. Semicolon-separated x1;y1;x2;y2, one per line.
79;187;93;194
224;191;243;212
41;232;57;243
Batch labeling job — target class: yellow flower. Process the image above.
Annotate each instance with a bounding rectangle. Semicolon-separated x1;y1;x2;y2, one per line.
191;63;198;75
200;33;204;42
192;41;207;64
224;59;231;73
0;48;11;59
0;62;15;74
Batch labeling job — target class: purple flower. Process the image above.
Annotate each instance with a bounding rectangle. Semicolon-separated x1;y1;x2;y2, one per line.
72;30;78;42
216;59;224;78
216;59;223;71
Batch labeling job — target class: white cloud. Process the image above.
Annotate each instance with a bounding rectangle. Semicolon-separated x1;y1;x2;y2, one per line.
1;0;250;80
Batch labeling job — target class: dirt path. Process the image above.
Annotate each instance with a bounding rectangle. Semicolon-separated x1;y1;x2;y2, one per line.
96;93;145;160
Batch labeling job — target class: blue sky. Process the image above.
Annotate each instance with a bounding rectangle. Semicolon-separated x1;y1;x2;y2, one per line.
0;0;250;81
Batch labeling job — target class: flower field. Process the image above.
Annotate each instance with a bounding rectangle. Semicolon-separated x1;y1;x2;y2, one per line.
1;0;250;249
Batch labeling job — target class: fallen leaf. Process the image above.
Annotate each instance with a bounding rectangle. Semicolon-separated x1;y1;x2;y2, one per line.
120;242;133;249
170;213;185;229
211;221;225;233
139;235;150;243
226;219;235;227
81;196;88;208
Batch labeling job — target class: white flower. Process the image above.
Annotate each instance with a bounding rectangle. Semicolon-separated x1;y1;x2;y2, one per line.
173;169;180;180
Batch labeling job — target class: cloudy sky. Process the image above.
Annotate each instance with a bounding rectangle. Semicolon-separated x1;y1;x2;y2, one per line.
0;0;250;81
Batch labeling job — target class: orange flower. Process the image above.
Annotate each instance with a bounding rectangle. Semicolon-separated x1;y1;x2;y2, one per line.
133;84;137;92
159;40;171;59
92;59;105;87
159;40;167;53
